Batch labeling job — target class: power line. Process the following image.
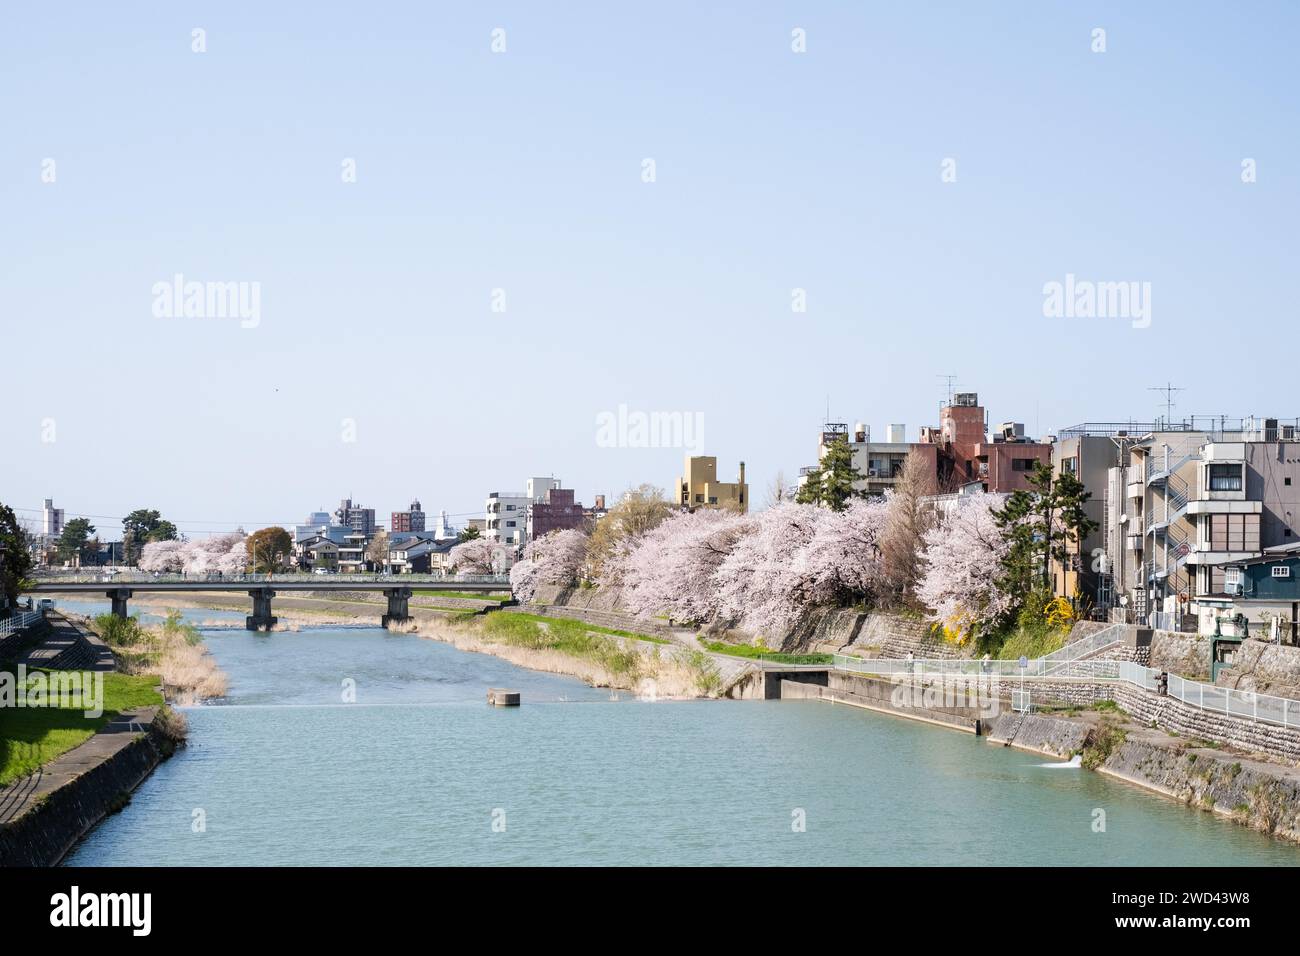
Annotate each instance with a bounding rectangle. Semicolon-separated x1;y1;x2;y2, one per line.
9;504;489;533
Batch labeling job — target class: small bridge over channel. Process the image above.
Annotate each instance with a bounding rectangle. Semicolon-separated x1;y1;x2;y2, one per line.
26;577;512;630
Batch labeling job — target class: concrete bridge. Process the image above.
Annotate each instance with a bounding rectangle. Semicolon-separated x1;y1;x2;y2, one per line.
27;577;511;630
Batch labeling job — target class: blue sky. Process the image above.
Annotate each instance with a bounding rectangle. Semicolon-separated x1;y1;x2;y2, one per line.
3;2;1297;538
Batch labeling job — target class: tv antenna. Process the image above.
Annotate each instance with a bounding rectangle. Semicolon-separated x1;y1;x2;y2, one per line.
1149;382;1184;426
937;374;958;408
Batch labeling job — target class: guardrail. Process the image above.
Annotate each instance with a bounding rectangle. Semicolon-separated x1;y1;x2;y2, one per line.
831;654;1121;680
830;650;1300;732
1039;623;1127;666
1118;661;1300;730
0;610;43;638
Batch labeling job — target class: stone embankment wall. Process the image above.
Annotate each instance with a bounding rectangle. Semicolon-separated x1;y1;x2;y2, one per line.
984;712;1093;757
1114;684;1300;761
1219;639;1300;699
843;614;964;660
0;617;52;662
0;711;174;867
1100;729;1300;843
1149;630;1212;680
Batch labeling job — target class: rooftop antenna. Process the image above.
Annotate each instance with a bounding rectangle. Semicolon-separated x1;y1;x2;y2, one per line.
937;374;957;407
1149;382;1184;427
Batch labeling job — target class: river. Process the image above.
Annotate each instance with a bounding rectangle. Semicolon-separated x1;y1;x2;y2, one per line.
50;599;1300;866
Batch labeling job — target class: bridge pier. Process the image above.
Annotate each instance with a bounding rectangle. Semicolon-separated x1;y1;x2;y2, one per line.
106;588;133;619
247;588;277;631
382;587;413;628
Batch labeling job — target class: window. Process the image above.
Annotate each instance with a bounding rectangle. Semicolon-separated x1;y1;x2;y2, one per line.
1012;458;1035;472
708;496;718;504
695;494;703;503
506;520;516;527
1224;568;1242;589
1287;477;1293;486
1208;463;1243;491
1272;565;1292;578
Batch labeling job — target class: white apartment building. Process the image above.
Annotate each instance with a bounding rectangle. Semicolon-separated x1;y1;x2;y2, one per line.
42;498;64;537
484;477;557;550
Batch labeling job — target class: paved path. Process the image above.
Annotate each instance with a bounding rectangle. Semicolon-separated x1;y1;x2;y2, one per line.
12;613;115;672
0;705;158;825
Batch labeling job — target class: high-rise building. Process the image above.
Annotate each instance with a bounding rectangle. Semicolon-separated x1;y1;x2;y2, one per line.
335;497;377;535
391;499;426;534
42;498;64;537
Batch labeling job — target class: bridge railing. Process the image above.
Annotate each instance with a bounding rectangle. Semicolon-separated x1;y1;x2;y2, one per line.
29;572;511;586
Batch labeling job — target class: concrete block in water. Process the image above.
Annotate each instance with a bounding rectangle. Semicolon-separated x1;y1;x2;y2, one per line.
487;688;520;707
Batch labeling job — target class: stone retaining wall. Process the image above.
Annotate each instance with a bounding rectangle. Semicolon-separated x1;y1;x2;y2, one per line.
1100;730;1300;843
1115;684;1300;761
1149;630;1212;680
984;712;1092;757
781;677;982;734
845;613;964;660
1219;639;1300;699
0;710;174;867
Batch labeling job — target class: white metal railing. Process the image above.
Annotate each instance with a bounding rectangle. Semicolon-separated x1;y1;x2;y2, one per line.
834;642;1300;733
0;610;43;638
831;654;1120;680
1011;688;1032;713
1039;623;1127;667
1118;661;1300;730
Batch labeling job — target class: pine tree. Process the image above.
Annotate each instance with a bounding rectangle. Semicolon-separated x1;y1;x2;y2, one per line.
993;461;1097;597
794;436;866;512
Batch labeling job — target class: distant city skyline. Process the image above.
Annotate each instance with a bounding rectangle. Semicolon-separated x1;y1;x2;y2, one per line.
5;2;1297;539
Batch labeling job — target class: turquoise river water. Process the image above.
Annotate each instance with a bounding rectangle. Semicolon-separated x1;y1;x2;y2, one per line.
48;599;1300;866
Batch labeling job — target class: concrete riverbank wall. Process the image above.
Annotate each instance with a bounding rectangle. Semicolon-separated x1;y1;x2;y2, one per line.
0;708;177;867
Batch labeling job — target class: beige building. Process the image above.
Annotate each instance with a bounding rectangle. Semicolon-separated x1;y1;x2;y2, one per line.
676;456;748;513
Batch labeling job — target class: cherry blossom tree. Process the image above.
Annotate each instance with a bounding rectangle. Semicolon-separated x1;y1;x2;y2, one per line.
141;532;248;575
448;538;502;575
510;529;589;603
915;492;1013;644
610;509;753;623
139;539;185;573
791;496;890;605
712;502;845;640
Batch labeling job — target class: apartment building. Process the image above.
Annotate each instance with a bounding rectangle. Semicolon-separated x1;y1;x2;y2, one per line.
1101;416;1300;632
797;423;938;498
390;499;426;534
1051;427;1151;608
335;498;377;536
526;478;588;539
485;477;560;549
919;393;1051;494
676;456;748;512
